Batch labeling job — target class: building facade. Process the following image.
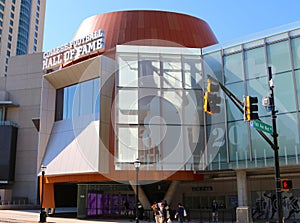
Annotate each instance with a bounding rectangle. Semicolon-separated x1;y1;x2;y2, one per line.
0;0;45;205
2;9;300;222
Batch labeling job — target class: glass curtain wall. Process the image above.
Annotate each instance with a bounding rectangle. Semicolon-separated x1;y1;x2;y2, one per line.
115;46;204;171
202;30;300;170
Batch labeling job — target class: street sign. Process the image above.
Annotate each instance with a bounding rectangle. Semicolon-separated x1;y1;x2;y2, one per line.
250;119;273;134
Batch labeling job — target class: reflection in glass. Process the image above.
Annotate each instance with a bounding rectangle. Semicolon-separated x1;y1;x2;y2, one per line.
162;57;182;88
277;113;300;158
227;121;249;164
139;60;160;88
118;55;138;87
245;47;266;80
295;70;300;108
225;82;245;122
273;71;296;113
292;37;300;70
117;89;138;124
267;41;291;74
203;51;223;82
183;56;202;89
117;127;138;163
60;78;100;120
116;47;204;170
224;53;243;84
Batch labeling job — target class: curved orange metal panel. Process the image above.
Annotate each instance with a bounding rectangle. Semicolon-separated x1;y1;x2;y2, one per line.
72;10;217;53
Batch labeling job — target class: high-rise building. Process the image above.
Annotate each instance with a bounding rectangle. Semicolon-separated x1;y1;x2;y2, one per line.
0;0;45;77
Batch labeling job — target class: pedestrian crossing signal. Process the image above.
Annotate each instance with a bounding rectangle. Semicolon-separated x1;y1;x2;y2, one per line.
281;179;292;191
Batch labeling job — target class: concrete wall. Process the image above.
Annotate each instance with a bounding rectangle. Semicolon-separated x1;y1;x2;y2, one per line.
5;53;44;204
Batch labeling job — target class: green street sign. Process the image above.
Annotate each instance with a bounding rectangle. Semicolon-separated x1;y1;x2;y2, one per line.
250;119;273;134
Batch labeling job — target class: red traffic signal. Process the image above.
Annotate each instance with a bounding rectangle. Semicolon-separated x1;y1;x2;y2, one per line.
281;179;293;191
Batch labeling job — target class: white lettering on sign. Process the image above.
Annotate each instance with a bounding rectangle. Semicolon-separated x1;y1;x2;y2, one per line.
43;29;105;70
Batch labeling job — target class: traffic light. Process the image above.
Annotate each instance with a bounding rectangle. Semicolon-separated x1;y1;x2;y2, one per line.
244;96;259;121
204;79;221;114
281;179;293;191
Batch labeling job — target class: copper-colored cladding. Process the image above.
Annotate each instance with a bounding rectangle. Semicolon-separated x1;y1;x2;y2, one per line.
70;10;217;62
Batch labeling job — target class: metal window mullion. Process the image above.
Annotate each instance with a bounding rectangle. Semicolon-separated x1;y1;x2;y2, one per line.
243;45;253;161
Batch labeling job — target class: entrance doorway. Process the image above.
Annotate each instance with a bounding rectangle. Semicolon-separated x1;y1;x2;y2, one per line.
77;183;134;219
87;192;135;217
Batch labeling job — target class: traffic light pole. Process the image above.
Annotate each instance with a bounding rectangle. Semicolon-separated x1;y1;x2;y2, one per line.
208;70;283;222
268;67;283;223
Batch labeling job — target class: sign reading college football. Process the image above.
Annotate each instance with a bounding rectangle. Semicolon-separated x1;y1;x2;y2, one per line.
43;29;105;70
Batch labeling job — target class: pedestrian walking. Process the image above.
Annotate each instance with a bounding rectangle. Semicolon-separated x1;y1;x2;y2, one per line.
211;200;218;222
175;203;185;223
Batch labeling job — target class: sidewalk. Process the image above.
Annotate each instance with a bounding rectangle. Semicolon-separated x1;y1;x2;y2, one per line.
0;209;239;223
0;209;138;223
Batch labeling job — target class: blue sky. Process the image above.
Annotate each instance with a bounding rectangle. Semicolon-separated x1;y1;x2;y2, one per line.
43;0;300;51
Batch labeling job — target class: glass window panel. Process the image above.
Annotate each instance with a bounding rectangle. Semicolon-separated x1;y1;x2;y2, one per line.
139;59;161;88
182;89;202;125
162;56;182;88
117;89;138;124
267;41;291;74
161;90;182;125
138;88;160;124
226;82;245;122
203;51;223;82
117;127;138;162
295;70;300;108
160;125;185;170
224;53;244;84
291;37;300;70
250;116;273;168
80;80;93;116
118;55;138;87
245;47;267;80
183;56;202;89
277;113;300;158
63;84;76;119
93;78;100;115
206;123;227;170
273;71;296;113
227;120;249;165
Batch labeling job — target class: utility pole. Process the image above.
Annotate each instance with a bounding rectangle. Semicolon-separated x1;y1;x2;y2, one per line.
268;67;283;223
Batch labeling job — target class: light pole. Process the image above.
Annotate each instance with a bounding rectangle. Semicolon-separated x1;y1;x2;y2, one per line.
134;158;141;223
39;164;47;223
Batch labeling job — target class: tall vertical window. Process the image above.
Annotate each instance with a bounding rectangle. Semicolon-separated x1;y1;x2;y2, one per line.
16;0;32;55
55;78;100;121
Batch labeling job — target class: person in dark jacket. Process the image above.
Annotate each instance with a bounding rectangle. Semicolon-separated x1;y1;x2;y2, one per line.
175;203;185;223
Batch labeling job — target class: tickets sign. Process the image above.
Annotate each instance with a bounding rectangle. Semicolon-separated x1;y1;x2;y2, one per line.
43;29;105;70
